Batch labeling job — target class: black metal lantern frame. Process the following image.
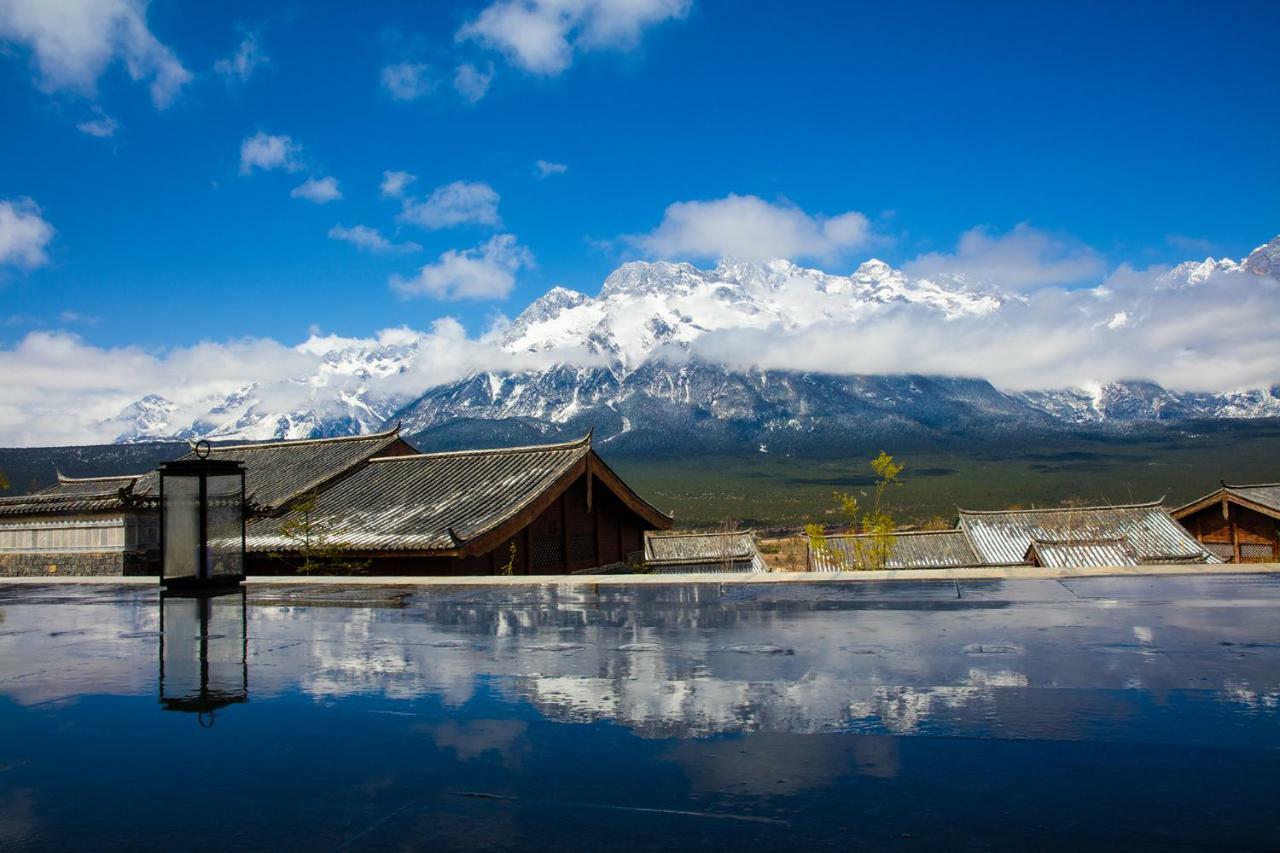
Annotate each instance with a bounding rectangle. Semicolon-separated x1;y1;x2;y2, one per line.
158;456;246;590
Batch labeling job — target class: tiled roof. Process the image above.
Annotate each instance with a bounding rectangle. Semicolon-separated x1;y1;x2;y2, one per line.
1025;538;1138;568
643;530;766;572
167;427;409;513
0;473;153;517
1173;482;1280;520
0;428;409;520
244;434;630;553
958;501;1216;565
1224;483;1280;514
809;529;981;572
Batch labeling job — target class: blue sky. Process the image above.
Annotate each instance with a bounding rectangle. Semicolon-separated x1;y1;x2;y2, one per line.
1;0;1278;351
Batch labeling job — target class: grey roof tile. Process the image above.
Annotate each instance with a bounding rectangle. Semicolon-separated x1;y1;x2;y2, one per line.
958;501;1216;565
244;434;599;553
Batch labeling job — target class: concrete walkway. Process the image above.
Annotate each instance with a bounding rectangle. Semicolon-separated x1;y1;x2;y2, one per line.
2;563;1276;586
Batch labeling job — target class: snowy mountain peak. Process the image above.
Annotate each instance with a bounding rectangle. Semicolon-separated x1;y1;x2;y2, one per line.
104;238;1280;444
1243;235;1280;278
598;260;703;299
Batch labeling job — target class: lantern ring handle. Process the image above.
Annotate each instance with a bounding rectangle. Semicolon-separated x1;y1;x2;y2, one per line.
194;439;212;460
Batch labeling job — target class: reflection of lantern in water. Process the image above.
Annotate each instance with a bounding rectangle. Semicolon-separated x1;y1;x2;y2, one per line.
158;441;245;591
159;589;248;726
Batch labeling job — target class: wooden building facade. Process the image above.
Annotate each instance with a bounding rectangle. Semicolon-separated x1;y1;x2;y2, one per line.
241;432;672;576
1172;483;1280;563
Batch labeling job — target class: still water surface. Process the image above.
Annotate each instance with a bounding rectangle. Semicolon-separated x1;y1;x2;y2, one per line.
2;575;1280;850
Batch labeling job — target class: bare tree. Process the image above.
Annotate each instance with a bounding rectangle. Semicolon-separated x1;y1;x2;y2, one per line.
271;491;370;575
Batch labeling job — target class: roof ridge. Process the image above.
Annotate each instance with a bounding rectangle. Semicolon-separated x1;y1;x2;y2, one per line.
646;529;753;538
956;499;1165;516
821;528;962;539
1029;536;1128;546
1224;482;1280;489
55;472;142;483
368;432;591;463
194;424;401;452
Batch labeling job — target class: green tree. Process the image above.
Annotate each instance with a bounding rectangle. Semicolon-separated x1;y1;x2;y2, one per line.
271;491;370;575
0;469;8;494
806;451;905;570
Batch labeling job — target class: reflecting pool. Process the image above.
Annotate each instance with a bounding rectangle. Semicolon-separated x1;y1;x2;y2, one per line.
2;575;1280;850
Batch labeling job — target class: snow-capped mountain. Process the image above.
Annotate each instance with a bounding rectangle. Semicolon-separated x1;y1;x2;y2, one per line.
108;237;1280;450
503;258;1005;371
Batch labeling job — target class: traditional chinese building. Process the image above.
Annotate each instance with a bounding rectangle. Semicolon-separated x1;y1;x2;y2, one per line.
0;473;160;576
0;427;670;577
642;530;767;574
808;500;1218;571
1171;483;1280;563
242;433;672;575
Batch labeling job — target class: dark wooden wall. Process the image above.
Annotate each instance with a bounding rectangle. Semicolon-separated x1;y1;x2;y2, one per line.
1180;502;1279;563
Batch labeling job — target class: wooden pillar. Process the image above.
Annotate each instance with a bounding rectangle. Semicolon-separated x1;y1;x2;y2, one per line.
592;477;602;568
559;492;569;573
522;527;531;575
1230;505;1241;564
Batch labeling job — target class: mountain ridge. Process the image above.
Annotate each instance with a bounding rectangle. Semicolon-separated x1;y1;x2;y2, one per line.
105;236;1280;450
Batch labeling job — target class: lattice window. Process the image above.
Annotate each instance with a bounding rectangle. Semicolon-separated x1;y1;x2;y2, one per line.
1240;543;1275;563
568;531;596;564
532;535;562;571
1205;542;1235;561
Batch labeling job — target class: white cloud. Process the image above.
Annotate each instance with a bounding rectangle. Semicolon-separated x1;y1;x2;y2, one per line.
239;132;301;175
290;176;342;204
328;224;421;254
380;170;416;199
214;31;268;82
391;233;533;300
458;0;689;75
380;61;435;100
636;194;875;262
0;0;192;107
453;62;493;103
2;236;1278;446
684;259;1280;392
75;107;117;137
534;159;568;179
399;180;501;230
0;330;318;445
0;198;54;270
904;224;1105;290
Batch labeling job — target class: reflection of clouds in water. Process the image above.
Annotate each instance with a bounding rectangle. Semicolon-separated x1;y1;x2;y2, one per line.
847;669;1029;735
1222;680;1280;711
423;719;530;766
0;594;158;706
3;580;1280;750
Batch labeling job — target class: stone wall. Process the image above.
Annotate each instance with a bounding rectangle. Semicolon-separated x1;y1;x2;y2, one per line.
0;550;158;577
